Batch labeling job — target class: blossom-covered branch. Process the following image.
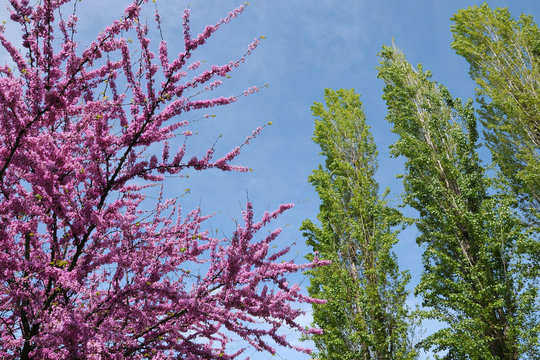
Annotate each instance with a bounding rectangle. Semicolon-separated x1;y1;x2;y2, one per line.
0;1;326;358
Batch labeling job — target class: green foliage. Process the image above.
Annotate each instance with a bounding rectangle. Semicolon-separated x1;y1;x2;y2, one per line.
377;44;539;360
451;4;540;223
302;89;418;360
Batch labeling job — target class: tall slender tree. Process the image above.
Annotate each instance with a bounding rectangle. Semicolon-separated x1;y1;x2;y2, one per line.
378;44;538;359
301;89;417;360
451;4;540;224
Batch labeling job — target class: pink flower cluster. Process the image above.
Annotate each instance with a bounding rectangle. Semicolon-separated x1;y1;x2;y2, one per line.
0;1;326;359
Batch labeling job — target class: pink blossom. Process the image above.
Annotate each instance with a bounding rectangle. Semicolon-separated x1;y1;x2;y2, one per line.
0;1;326;358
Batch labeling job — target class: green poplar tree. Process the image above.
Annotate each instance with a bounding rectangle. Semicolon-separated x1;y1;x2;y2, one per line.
377;45;538;359
451;4;540;223
301;89;417;360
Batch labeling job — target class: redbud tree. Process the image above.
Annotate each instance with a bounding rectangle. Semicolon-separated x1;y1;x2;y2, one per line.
0;0;326;358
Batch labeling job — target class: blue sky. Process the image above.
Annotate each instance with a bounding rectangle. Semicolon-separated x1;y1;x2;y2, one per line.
2;0;539;358
164;1;540;358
